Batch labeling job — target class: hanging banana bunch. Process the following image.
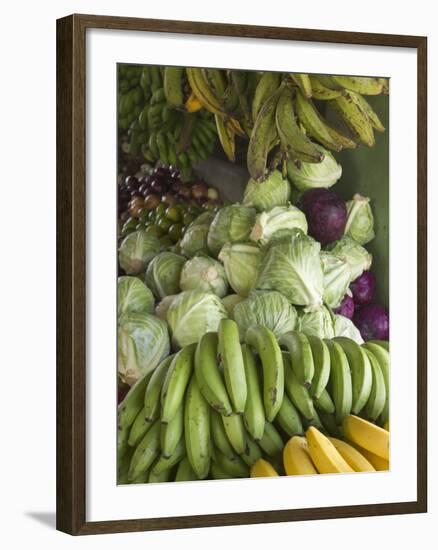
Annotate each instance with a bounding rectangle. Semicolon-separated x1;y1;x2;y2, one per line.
246;72;388;181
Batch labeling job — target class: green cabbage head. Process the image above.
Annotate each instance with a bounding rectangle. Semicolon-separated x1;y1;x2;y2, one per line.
118;312;170;386
218;242;261;297
234;290;297;340
145;252;186;299
118;276;154;316
328;235;372;281
119;230;161;274
207;205;256;257
243;170;291;212
287;145;342;191
180;256;228;298
167;290;228;348
250;205;308;245
320;251;352;308
255;229;324;309
344;194;375;245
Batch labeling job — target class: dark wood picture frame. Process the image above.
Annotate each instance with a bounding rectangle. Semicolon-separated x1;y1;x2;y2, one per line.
56;13;428;536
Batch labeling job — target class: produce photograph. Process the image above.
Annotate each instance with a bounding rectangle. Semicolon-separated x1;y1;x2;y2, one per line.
117;65;390;485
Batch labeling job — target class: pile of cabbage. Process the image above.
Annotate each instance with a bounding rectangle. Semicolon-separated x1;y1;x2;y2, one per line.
118;167;383;387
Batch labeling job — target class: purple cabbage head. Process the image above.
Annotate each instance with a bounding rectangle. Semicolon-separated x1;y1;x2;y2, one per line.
350;271;376;306
299;188;347;245
353;304;389;341
334;294;355;320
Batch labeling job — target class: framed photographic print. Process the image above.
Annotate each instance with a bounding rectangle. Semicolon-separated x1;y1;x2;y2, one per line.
56;14;427;535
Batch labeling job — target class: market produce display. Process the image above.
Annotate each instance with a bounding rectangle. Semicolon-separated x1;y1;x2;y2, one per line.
117;65;390;484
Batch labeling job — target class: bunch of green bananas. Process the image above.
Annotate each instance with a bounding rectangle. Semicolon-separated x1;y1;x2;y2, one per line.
247;73;388;181
119;65;218;179
118;65;145;131
117;319;389;484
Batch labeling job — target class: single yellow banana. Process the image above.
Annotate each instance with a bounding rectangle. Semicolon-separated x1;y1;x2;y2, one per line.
283;436;318;475
306;426;354;474
250;458;279;478
328;437;375;472
342;414;389;460
349;443;389;471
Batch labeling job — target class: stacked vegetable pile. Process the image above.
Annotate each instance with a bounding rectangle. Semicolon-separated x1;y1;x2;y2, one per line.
118;318;389;483
117;169;390;483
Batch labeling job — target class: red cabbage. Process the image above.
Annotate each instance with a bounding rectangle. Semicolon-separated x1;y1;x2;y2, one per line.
353;304;389;341
350;270;376;306
298;188;347;245
334;294;355;320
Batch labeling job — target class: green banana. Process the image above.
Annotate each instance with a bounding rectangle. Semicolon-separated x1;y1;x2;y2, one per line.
117;447;134;484
308;75;343;100
252;72;282;122
324;339;353;423
215;114;236;162
283;352;315;420
184;375;211;479
156;132;169;164
161;403;184;459
221;413;248;455
329;93;375;146
258;422;284;457
313;388;335;414
318;410;342;438
175;456;198;482
186;67;225;115
143;355;173;422
247;86;283;181
118;372;151;455
279;331;314;388
245;326;284;422
295;89;344;152
240;436;263;467
211;409;236;460
291;73;313;98
307;335;331;398
349;91;385;132
148;464;173;484
275;87;324;163
275;393;304;437
330;75;383;95
128;419;161;481
205;68;227;97
363;342;390;425
333;337;373;415
128;407;154;447
212;448;249;478
242;344;265;441
163;66;184;107
363;348;387;421
161;344;196;423
152;437;185;475
210;463;233;480
368;340;389;352
218;319;247;414
195;332;233;416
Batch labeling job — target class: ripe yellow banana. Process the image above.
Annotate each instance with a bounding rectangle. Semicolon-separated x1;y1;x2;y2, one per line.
283;436;318;476
342;414;389;460
328;437;375;472
349;443;389;471
306;426;354;474
250;458;279;478
185;92;203;113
